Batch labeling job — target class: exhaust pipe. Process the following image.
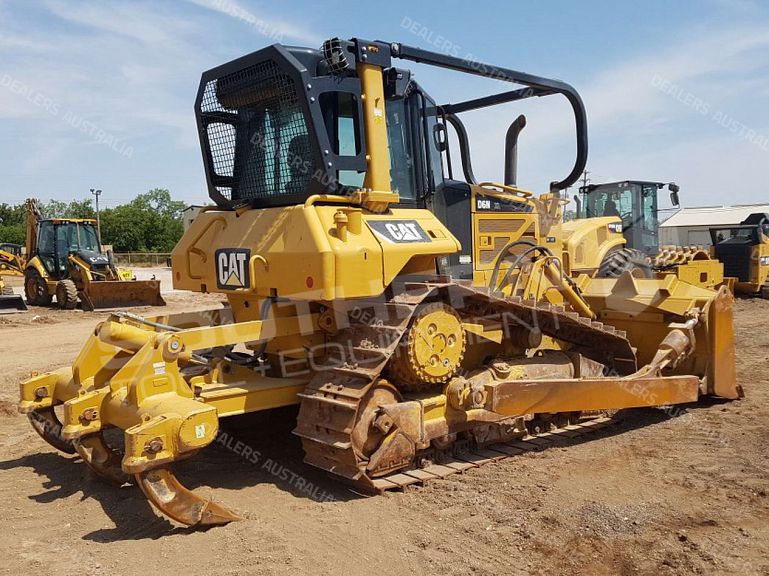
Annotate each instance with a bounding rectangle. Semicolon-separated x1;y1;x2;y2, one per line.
504;114;527;186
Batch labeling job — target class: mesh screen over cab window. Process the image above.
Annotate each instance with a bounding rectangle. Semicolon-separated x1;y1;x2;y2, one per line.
199;60;316;203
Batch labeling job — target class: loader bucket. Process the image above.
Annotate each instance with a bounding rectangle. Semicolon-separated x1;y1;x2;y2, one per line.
79;280;165;311
0;293;27;314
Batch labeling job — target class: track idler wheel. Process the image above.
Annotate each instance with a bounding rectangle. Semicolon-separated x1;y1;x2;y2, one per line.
28;408;76;454
137;467;242;527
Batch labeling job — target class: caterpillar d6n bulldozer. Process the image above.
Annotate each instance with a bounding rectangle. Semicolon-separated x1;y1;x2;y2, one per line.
19;38;740;527
22;199;165;310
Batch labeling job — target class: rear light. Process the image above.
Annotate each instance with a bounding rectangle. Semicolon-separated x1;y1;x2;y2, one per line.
607;222;623;234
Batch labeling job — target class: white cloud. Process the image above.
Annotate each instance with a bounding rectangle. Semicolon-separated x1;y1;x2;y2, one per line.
43;0;201;47
454;21;769;205
0;1;220;203
184;0;322;45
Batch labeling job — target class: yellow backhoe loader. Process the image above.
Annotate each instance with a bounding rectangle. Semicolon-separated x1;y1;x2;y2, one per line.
0;242;27;312
22;199;165;310
19;38;739;527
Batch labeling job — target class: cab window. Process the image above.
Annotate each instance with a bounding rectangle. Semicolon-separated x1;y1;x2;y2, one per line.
423;96;445;189
386;97;418;201
320;91;364;189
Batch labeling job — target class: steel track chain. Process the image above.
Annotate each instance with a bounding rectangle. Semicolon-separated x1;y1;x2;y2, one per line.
294;279;635;492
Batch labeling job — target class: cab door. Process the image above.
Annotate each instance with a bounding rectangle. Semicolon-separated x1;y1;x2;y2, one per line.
36;221;64;279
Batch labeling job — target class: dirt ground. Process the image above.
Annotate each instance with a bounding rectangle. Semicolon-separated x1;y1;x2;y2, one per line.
0;289;767;576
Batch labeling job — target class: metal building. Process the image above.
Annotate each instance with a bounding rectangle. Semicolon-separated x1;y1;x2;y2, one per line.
660;203;769;247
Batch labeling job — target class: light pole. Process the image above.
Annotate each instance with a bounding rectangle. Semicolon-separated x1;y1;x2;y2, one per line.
90;188;102;248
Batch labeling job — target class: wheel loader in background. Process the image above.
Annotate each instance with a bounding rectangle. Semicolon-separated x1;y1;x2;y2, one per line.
22;199;165;310
0;242;27;312
711;212;769;298
567;180;724;288
19;37;740;527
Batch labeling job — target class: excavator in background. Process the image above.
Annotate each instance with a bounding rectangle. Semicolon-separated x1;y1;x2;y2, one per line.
711;213;769;298
20;37;739;527
0;242;27;312
568;180;724;289
22;199;165;310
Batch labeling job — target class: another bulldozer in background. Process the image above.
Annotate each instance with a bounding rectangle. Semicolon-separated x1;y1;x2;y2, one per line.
711;213;769;298
22;199;165;310
567;180;724;289
0;242;27;312
20;38;739;527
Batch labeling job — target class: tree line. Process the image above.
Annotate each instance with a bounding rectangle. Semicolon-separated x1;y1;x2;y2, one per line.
0;189;187;252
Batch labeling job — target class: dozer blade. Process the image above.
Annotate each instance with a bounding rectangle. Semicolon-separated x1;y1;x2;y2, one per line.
0;293;27;314
79;280;166;311
137;467;242;527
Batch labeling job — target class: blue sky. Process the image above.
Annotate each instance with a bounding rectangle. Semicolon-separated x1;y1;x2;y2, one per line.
1;0;768;209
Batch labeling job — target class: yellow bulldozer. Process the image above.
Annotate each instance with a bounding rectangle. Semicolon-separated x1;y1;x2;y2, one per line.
19;38;740;527
22;199;165;310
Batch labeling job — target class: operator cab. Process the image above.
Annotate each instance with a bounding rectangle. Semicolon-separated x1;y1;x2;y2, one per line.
575;180;680;255
197;46;452;208
0;243;22;257
196;38;586;280
35;220;106;279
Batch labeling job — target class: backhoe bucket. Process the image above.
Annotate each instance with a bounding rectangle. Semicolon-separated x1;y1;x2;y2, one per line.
80;280;165;311
0;293;27;313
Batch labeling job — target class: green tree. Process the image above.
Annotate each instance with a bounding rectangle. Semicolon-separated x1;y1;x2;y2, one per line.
133;188;186;220
0;203;26;245
100;205;146;251
40;199;68;218
0;190;186;252
97;189;185;252
65;199;96;219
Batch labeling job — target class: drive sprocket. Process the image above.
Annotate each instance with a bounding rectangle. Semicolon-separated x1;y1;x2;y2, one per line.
388;302;466;392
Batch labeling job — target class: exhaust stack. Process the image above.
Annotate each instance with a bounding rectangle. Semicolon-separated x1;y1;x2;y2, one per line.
504;114;527;186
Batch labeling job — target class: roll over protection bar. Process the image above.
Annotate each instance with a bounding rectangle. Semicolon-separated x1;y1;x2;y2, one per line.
387;42;588;192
